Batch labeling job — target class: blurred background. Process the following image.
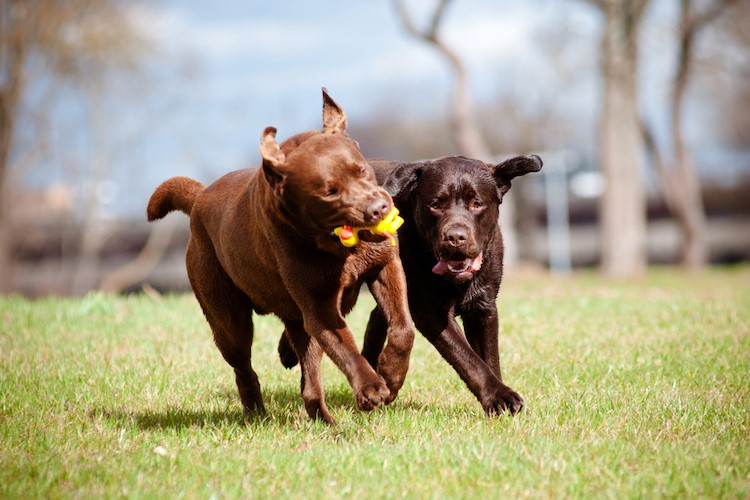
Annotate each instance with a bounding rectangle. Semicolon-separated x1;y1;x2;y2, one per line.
1;0;748;296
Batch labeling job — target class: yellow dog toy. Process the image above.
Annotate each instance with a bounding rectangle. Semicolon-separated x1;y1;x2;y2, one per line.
333;207;404;247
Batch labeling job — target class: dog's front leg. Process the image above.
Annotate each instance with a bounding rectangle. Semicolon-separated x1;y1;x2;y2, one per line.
462;307;525;414
367;259;415;404
462;306;502;380
417;313;524;415
300;297;391;412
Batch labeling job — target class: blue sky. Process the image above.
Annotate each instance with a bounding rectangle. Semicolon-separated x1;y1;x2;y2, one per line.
133;1;598;145
27;0;745;219
139;0;557;111
93;0;595;216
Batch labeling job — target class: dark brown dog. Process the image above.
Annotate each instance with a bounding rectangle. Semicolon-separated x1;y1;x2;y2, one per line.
147;90;414;423
361;155;542;415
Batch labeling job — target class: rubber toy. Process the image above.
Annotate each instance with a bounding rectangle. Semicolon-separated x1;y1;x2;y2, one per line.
333;207;404;247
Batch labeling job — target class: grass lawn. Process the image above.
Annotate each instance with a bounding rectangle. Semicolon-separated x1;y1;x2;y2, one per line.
1;266;748;498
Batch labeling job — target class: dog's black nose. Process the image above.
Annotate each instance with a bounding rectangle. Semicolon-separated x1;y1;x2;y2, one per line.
444;227;468;247
365;197;390;223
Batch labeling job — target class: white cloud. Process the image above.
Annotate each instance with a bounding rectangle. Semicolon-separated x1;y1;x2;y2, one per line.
123;0;552;140
128;4;326;62
445;10;538;68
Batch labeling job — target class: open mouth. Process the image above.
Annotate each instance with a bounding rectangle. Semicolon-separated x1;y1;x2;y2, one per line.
431;252;483;278
357;228;388;243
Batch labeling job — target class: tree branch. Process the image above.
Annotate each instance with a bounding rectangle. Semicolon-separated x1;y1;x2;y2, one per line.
392;0;453;43
581;0;606;11
633;0;651;23
392;0;421;39
691;0;740;30
391;0;489;157
640;118;680;214
427;0;451;41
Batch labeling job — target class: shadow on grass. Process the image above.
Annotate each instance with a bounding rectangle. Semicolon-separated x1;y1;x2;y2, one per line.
93;385;428;431
94;406;249;430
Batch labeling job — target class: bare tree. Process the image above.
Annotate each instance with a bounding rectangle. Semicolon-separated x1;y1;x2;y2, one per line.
393;0;490;159
710;0;750;148
0;0;146;293
391;0;524;265
642;0;740;269
100;216;178;293
0;0;28;292
585;0;651;277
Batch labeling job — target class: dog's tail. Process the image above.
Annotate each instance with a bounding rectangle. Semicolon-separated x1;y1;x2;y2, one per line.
147;176;205;221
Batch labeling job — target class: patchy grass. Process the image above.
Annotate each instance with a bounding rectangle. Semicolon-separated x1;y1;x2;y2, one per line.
1;267;748;498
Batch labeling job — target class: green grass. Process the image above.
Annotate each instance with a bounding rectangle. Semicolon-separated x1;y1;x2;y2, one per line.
1;267;749;498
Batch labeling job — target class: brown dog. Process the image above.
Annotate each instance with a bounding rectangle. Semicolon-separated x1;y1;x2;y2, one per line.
361;155;542;415
147;90;414;423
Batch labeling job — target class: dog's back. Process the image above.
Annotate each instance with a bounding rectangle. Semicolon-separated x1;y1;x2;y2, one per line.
146;90;414;423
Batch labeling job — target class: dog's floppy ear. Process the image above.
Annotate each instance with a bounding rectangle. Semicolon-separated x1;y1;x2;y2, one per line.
260;126;287;192
322;87;347;133
493;155;543;202
381;162;423;203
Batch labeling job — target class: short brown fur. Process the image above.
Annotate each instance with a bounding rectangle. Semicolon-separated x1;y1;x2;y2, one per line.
147;90;414;423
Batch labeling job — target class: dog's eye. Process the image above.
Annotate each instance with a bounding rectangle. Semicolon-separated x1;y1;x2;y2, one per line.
324;185;339;197
428;200;442;211
358;166;367;178
471;200;484;210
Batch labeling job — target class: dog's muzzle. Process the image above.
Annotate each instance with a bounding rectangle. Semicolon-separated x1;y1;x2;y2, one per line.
432;252;483;279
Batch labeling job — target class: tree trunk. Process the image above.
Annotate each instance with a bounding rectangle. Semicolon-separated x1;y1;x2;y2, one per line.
641;0;735;270
671;43;708;269
392;0;521;266
667;0;714;268
0;0;27;293
598;1;648;277
100;219;176;293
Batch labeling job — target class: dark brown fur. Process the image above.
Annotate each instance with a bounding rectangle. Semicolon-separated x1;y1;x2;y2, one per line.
363;155;542;415
147;90;414;423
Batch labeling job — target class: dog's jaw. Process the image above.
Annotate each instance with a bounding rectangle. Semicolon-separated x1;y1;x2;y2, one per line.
431;252;483;282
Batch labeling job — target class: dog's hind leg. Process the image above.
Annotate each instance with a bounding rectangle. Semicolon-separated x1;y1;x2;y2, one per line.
361;306;387;370
186;241;265;415
283;321;334;424
277;329;299;369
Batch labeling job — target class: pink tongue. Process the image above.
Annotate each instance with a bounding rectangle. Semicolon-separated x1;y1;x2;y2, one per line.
432;253;483;275
432;260;450;275
470;252;483;271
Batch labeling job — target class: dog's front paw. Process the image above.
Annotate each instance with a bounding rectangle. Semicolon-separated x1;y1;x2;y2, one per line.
375;339;412;405
356;382;390;411
376;355;407;405
482;384;524;416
